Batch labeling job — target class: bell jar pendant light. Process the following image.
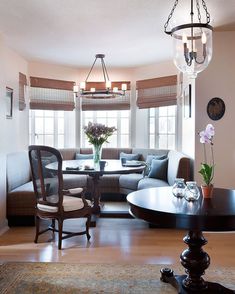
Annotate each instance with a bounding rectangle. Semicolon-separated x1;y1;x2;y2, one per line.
164;0;213;78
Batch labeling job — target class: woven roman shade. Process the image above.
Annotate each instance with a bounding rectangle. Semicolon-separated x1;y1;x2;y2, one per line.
136;75;177;109
30;77;75;111
81;81;131;111
19;72;27;111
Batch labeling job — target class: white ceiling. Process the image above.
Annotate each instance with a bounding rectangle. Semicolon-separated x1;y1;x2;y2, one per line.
0;0;234;68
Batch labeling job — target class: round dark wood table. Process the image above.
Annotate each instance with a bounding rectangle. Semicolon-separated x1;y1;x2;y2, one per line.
47;159;144;214
127;186;235;294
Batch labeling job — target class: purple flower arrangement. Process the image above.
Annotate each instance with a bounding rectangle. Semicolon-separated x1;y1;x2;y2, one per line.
84;122;117;146
198;124;215;186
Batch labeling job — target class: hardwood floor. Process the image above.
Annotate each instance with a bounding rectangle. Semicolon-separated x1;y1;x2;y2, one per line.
0;215;235;268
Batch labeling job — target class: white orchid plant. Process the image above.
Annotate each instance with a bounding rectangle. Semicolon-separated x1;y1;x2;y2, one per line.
198;124;215;186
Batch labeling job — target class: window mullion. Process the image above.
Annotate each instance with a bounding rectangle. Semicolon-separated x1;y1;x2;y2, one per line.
155;108;159;149
54;112;58;147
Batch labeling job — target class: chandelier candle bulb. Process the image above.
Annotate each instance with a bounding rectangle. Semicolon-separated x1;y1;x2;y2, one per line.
121;83;127;91
73;85;79;93
106;80;111;89
202;32;207;44
80;81;86;90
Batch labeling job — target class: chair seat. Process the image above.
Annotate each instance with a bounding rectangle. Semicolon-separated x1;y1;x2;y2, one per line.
66;187;83;195
37;196;91;213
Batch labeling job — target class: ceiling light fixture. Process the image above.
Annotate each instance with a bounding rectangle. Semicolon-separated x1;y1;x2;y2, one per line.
164;0;213;78
73;54;127;98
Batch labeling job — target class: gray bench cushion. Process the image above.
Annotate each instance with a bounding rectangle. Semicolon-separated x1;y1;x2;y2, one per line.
119;173;143;191
63;174;88;189
7;151;31;192
138;177;169;190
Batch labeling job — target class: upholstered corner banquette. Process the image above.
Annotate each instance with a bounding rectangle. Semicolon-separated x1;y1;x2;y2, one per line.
6;148;191;223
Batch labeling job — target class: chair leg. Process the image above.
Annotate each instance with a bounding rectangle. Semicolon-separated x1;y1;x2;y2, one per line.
34;215;40;243
86;215;91;241
51;219;55;238
58;219;63;250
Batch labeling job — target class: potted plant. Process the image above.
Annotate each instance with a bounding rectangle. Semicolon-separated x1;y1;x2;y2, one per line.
198;124;215;198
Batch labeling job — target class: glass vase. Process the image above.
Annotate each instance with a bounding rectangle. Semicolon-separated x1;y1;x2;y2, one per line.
184;181;200;202
93;144;102;168
172;178;186;198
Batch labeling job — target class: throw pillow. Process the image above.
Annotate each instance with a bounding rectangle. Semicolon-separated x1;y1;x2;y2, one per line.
148;158;168;181
119;152;140;161
143;154;167;176
75;153;93;160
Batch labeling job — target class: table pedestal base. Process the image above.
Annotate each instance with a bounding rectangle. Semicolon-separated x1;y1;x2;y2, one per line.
160;269;234;293
160;230;235;294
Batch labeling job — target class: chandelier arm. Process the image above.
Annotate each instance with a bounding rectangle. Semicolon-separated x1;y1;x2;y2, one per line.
101;58;110;81
85;57;98;82
164;0;179;34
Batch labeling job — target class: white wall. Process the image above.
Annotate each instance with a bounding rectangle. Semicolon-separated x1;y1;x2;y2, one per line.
195;31;235;189
0;36;28;233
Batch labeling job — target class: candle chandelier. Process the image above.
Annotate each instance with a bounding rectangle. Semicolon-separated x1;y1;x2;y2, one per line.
73;54;127;98
164;0;213;78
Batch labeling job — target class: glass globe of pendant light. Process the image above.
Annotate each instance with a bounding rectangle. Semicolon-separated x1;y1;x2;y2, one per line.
164;0;213;78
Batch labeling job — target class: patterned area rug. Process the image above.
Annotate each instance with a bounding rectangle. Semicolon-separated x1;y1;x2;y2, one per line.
0;262;235;294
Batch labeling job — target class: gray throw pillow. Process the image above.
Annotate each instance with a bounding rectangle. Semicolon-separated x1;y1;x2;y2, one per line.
143;154;167;176
120;152;140;161
75;153;93;160
148;158;168;181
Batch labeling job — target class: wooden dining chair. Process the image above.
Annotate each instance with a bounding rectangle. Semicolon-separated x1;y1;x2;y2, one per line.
28;145;92;249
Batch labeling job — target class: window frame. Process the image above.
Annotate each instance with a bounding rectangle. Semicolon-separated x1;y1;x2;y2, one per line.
81;110;131;148
148;105;177;150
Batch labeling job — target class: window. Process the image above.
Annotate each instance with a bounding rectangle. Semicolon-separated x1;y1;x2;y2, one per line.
29;110;75;148
81;110;130;148
149;105;176;149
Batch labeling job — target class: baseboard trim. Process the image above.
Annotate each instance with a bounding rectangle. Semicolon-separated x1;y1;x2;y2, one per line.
0;219;9;235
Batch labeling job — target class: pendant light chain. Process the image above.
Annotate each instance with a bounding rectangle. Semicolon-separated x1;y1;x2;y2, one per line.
202;0;211;23
164;0;179;34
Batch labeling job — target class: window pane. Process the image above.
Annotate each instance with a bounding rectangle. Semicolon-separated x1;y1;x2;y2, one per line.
35;134;44;145
44;118;54;134
121;110;129;118
159;117;167;133
121;118;129;133
35;118;44;133
149;118;155;133
97;111;105;118
159;135;168;149
149;135;155;148
168;135;175;150
120;135;129;147
58;118;64;134
58;135;64;148
108;118;117;128
84;118;92;126
149;108;155;117
159;106;167;116
97;118;106;125
44;135;54;146
57;111;64;118
108;111;117;118
168;105;176;116
168;117;175;134
35;110;44;116
107;134;117;147
44;110;54;117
